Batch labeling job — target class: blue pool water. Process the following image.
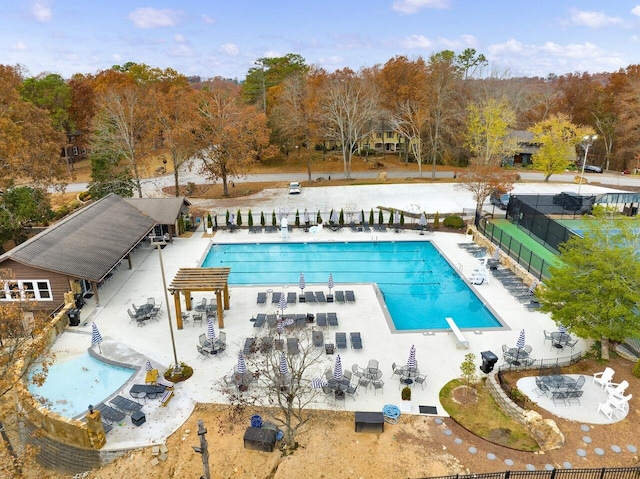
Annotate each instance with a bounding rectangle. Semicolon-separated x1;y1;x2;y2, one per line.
202;241;502;330
28;353;136;419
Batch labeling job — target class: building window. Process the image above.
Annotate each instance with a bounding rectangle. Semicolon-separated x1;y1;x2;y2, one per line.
0;279;53;301
386;131;394;139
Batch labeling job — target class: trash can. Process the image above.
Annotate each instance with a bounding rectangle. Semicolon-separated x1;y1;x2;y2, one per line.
480;350;498;374
67;308;80;326
74;293;85;309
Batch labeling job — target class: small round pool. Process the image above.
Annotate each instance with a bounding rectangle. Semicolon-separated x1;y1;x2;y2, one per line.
28;352;136;419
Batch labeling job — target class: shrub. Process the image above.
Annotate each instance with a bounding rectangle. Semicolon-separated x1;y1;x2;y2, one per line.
378;209;384;225
339;209;344;225
272;210;277;226
165;363;193;383
401;386;412;401
207;213;213;229
295;209;300;226
633;358;640;378
369;209;374;225
443;215;465;229
247;209;254;227
433;212;440;229
236;209;242;226
260;211;265;226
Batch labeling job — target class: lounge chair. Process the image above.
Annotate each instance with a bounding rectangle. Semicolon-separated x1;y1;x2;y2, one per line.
345;290;356;303
315;291;326;303
272;292;281;304
253;313;266;328
243;337;256;355
312;331;324;347
327;312;338;326
257;292;267;304
160;389;174;407
335;332;347;349
145;368;159;384
95;403;126;424
316;313;327;327
334;291;345;303
287;338;300;355
274;339;284;351
305;291;316;303
287;292;297;304
606;380;629;398
350;332;362;349
157;377;174;389
109;395;143;415
597;400;619;421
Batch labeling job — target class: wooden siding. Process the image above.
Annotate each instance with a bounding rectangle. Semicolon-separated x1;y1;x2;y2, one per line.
0;259;70;313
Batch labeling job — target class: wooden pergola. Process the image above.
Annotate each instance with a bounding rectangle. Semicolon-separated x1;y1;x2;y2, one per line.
168;267;231;330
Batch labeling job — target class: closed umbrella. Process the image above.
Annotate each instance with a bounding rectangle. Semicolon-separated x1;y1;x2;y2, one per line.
407;344;417;370
328;273;334;294
558;324;567;333
394;211;400;226
311;377;328;389
514;329;526;365
91;322;103;353
278;291;287;315
331;210;339;224
333;354;343;380
418;213;427;229
279;352;289;375
207;318;217;341
237;351;247;374
145;359;153;371
303;209;310;225
276;319;284;337
299;272;305;293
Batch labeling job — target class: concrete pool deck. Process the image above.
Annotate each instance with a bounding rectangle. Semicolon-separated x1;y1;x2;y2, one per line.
44;182;615;450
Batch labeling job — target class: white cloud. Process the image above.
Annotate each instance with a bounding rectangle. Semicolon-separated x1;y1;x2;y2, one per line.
30;1;52;23
219;43;239;55
128;8;180;29
569;10;622;28
400;34;433;49
631;6;640;16
201;14;215;24
392;0;450;14
174;34;186;43
11;41;28;51
438;34;478;49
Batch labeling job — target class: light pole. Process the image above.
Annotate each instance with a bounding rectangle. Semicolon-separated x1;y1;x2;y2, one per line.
156;241;181;376
578;134;597;195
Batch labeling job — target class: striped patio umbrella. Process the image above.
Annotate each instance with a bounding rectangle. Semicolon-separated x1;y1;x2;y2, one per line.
394;211;400;225
333;354;343;380
279;352;289;375
528;280;539;294
418;213;427;228
516;329;526;349
91;323;103;353
303;209;310;224
299;272;305;293
311;377;328;389
407;344;417;370
328;274;334;293
206;318;217;341
278;291;287;315
331;210;339;224
237;351;247;374
283;316;295;327
145;359;153;371
558;324;567;334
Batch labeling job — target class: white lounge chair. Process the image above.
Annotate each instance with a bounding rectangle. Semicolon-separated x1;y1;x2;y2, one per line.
606;380;629;399
597;400;619;421
592;367;615;389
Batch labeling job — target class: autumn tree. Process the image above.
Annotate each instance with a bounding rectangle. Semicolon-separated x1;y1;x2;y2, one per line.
196;80;271;196
19;73;72;133
320;69;379;178
537;212;640;360
529;114;594;181
608;64;640;170
0;65;67;190
90;83;155;198
0;186;52;250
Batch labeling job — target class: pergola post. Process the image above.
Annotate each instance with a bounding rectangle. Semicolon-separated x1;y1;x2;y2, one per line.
185;291;192;311
174;292;183;329
216;291;224;328
224;284;230;310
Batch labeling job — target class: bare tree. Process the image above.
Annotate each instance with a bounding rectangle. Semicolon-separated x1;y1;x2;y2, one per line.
320;69;379;179
219;327;329;449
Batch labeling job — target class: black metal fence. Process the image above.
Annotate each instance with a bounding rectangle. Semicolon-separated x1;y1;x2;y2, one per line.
419;466;640;479
477;218;552;281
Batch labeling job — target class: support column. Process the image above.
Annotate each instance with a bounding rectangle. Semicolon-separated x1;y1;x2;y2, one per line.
185;291;193;311
92;282;100;307
216;291;224;329
174;292;183;330
223;284;230;310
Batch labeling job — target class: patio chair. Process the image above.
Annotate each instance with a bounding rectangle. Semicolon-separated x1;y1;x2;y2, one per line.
350;332;363;349
358;377;371;390
287;292;297;304
327;312;338;327
593;367;615;389
253;313;266;328
335;332;347;349
543;330;553;345
312;330;324;347
287;338;300;355
257;292;267;304
606;380;629;398
569;375;586;390
551;391;567;406
109;395;143;415
367;359;379;373
334;291;345;303
345;383;358;400
565;390;583;406
316;313;327;327
214;331;227;350
192;313;203;327
352;364;364;379
609;393;632;413
195;298;207;312
414;374;427;390
391;362;403;379
372;379;384;395
345;290;356;303
197;345;211;361
597;400;620;421
566;339;579;351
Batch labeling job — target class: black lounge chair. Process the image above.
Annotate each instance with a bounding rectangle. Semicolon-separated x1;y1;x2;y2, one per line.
110;395;143;415
334;291;345;303
315;291;326;303
272;292;281;304
253;313;266;328
335;332;347;349
266;314;278;328
257;292;267;304
312;331;324;347
345;290;356;303
316;313;327;327
327;312;338;326
378;224;387;232
244;337;256;355
350;332;363;349
305;291;316;303
287;292;297;304
129;384;166;400
95;403;126;424
287;338;300;355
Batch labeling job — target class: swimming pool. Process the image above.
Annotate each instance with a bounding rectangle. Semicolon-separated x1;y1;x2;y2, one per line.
28;353;136;419
202;241;502;330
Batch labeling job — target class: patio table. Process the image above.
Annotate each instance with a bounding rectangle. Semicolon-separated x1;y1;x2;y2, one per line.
506;348;529;366
540;375;576;391
550;332;571;349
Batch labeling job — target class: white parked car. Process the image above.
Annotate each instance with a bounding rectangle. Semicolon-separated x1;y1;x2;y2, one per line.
289;182;301;194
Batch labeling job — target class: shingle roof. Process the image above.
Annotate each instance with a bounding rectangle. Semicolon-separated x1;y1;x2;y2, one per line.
1;194;155;282
125;197;191;225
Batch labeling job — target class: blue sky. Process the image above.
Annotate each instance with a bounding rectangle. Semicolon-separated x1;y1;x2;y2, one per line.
2;1;640;80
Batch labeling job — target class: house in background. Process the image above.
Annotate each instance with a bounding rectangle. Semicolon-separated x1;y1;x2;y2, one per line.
502;130;541;167
0;194;190;313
